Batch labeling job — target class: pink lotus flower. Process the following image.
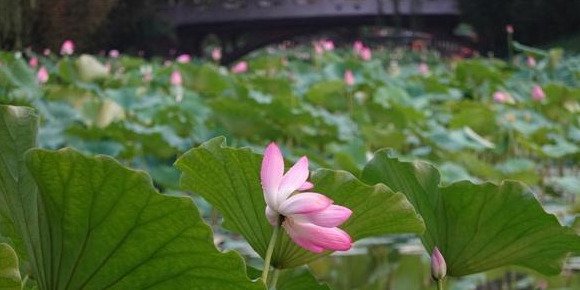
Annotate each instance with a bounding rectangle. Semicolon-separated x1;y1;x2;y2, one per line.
419;63;429;75
170;70;182;86
212;48;222;61
353;41;364;53
29;57;38;68
360;47;372;61
109;50;120;59
431;247;447;281
506;25;514;34
344;70;355;86
261;143;352;253
37;66;49;84
43;48;51;56
231;61;248;74
60;40;74;56
493;91;507;103
532;85;546;101
176;54;191;63
527;56;536;67
322;40;334;51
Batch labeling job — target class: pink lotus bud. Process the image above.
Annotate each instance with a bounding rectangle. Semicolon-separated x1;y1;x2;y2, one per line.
360;47;372;61
176;54;191;63
431;247;447;281
493;91;507;103
109;50;120;59
170;70;182;86
60;40;74;55
323;40;334;51
37;66;49;84
527;56;536;67
212;48;222;61
419;63;429;75
506;25;514;34
313;43;323;55
344;70;355;86
43;48;51;56
231;61;248;74
353;41;364;53
532;85;546;101
29;57;38;68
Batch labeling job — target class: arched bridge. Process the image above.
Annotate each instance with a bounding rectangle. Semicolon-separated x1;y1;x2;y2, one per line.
159;0;463;63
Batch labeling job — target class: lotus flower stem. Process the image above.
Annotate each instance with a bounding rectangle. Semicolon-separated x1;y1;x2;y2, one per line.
261;216;280;283
269;269;280;289
437;279;444;290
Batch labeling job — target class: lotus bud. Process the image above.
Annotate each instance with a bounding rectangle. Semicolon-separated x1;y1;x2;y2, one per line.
344;70;355;86
419;63;429;75
532;85;546;101
506;24;514;34
170;70;182;86
29;57;38;68
493;91;507;103
43;48;51;56
231;61;248;74
109;50;120;59
323;40;334;51
527;56;536;67
360;47;372;61
176;54;191;63
353;41;364;53
60;40;74;56
431;247;447;281
212;48;222;62
37;66;49;84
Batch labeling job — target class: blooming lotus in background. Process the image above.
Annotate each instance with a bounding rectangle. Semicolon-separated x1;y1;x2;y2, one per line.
170;70;182;86
109;50;120;59
322;40;334;51
43;48;51;56
176;54;191;63
37;67;49;84
231;61;248;74
212;48;222;62
419;63;429;75
29;57;38;68
60;40;74;55
532;85;546;101
360;47;372;61
527;56;536;67
353;41;364;53
313;43;323;56
261;143;352;253
344;70;355;86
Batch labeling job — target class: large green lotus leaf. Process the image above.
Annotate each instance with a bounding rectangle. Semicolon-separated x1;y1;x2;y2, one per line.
175;137;424;269
0;105;42;266
361;149;580;276
25;148;263;289
247;266;329;290
0;243;21;290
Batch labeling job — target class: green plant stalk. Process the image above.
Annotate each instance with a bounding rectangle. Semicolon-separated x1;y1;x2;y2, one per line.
507;33;514;66
437;279;444;290
261;216;281;283
269;269;280;289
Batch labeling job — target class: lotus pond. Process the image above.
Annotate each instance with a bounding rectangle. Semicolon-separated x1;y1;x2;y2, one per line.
1;42;580;289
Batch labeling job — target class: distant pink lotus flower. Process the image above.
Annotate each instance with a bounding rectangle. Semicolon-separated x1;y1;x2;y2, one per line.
261;143;352;253
532;85;546;101
344;70;355;86
170;70;182;86
43;48;51;56
37;66;49;84
353;41;364;53
360;47;372;61
231;61;248;74
212;48;222;61
29;57;38;68
431;247;447;281
419;63;429;75
176;54;191;63
322;40;334;51
109;50;120;59
506;25;514;34
527;56;536;67
493;91;507;103
169;49;177;55
60;40;74;56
